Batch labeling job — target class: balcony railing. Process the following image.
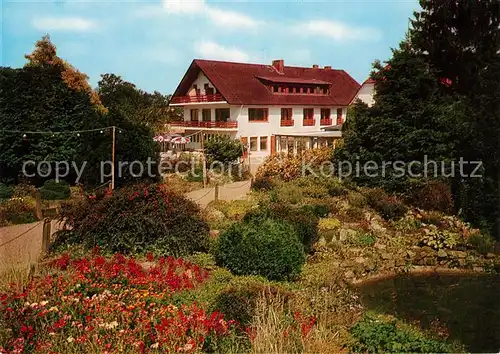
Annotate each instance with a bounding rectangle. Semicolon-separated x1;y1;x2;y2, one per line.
170;94;225;104
303;119;315;126
280;119;294;127
169;121;238;128
320;118;332;126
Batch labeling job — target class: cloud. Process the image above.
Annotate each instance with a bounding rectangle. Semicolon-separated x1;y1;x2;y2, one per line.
206;8;259;28
32;17;97;32
195;41;250;62
161;0;259;29
297;20;381;41
163;0;206;15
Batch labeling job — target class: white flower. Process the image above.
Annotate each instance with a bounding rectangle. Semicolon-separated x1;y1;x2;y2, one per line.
40;301;49;306
150;343;159;349
30;302;38;308
48;306;59;312
67;336;74;343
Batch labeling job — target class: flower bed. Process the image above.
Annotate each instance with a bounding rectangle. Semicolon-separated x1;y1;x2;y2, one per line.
0;252;240;353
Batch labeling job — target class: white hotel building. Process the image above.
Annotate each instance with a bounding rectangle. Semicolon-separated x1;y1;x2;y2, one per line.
169;59;361;158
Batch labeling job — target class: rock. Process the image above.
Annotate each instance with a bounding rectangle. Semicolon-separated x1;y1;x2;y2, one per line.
424;257;437;266
354;257;366;264
370;219;386;233
374;242;386;250
437;249;448;258
344;270;355;279
395;258;406;267
473;266;485;272
406;250;416;258
380;251;392;260
339;229;357;242
449;250;467;259
485;253;496;259
458;258;466;267
364;259;376;272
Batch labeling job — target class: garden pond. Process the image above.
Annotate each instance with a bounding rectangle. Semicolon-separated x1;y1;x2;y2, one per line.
357;273;500;353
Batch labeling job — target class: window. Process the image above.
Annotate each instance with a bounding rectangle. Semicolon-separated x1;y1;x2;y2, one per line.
202;109;211;122
320;108;331;120
193;85;200;96
250;137;258;151
248;108;268;122
281;108;293;121
260;136;268;151
215;108;230;122
303;108;314;120
190;109;199;121
204;84;214;95
336;108;343;124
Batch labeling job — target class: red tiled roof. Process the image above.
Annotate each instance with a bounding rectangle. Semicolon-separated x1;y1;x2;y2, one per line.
172;59;360;106
363;77;376;85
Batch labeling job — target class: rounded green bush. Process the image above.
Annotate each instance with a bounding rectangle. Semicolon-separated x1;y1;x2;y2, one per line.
0;183;14;199
54;183;210;256
39;179;70;200
244;203;319;254
215;218;305;281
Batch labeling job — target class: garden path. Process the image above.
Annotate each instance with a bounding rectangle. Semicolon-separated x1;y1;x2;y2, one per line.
185;180;252;208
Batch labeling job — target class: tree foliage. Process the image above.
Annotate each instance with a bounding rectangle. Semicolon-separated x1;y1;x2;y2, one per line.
338;0;500;236
204;135;244;165
25;35;106;113
0;36;159;187
98;73;181;131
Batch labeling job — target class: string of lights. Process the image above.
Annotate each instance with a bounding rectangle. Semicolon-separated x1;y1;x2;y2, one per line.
0;126;125;138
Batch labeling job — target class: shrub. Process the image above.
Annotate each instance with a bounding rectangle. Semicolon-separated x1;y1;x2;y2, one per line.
54;183;209;256
215;218;306;281
291;176;330;199
251;176;275;191
350;231;376;247
364;188;407;220
12;183;38;198
420;210;445;226
409;179;454;213
270;184;303;205
346;206;365;221
350;314;453;353
347;191;367;208
38;179;70;200
420;225;459;250
256;147;334;182
244;203;319;254
467;232;495;254
301;203;330;218
0;183;13;199
186;166;204;182
0;198;37;226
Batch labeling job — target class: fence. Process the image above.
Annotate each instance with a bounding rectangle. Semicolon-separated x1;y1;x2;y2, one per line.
0;218;64;272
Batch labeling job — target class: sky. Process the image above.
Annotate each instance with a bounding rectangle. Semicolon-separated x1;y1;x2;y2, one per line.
1;0;420;95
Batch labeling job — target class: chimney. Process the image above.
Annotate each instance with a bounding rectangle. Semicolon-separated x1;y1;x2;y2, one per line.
324;66;332;70
312;64;319;69
272;59;284;74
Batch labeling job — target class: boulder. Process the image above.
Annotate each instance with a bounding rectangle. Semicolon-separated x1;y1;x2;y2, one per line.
485;253;496;259
437;249;448;258
449;250;467;259
380;251;393;260
424;257;437;266
339;228;357;242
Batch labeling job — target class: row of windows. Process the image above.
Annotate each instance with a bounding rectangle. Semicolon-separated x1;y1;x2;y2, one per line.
271;84;330;95
241;136;268;151
189;108;344;124
249;108;344;123
190;108;230;122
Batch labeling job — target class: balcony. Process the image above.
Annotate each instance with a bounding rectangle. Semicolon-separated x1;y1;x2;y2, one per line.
280;119;294;127
303;119;315;126
169;121;238;129
320;118;332;126
170;94;225;105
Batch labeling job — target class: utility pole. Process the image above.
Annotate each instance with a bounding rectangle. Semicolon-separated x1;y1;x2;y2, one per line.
201;131;207;188
111;126;116;190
